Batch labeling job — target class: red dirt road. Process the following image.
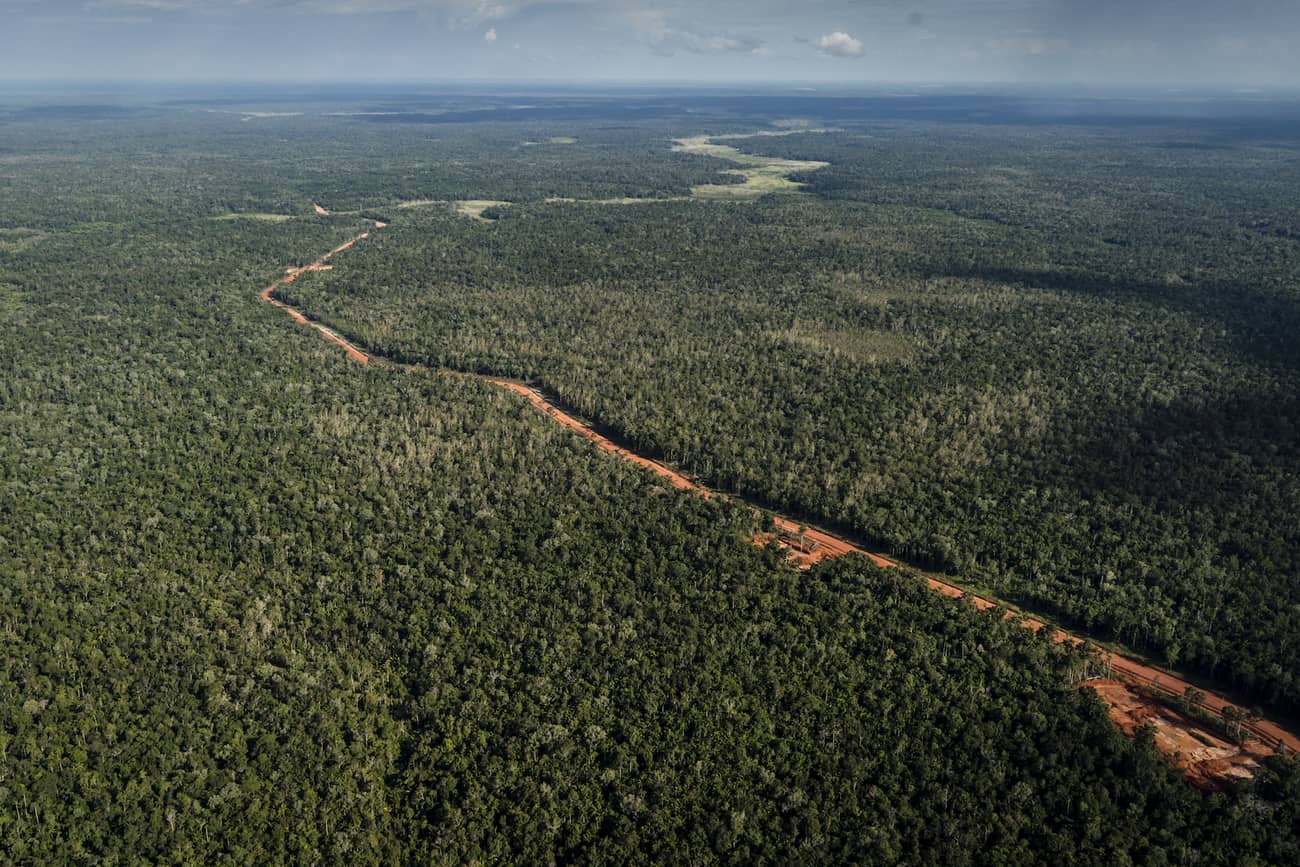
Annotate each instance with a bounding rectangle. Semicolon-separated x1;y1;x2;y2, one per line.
489;381;706;496
260;225;1300;783
443;383;1300;760
260;230;376;365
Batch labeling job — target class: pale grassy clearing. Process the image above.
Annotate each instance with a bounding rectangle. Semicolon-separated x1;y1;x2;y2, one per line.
689;169;807;201
771;118;823;130
396;199;513;221
199;109;304;122
548;136;578;144
454;200;512;221
672;134;830;201
544;196;690;206
211;213;295;223
311;204;367;217
771;323;914;365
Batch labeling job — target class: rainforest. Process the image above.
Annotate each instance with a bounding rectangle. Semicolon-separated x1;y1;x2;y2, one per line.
3;86;1300;863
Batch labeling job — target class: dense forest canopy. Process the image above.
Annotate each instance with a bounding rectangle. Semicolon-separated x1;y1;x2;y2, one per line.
276;108;1300;713
2;87;1299;861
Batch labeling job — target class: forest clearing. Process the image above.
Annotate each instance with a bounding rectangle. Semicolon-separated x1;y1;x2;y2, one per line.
396;199;512;220
672;133;830;200
213;212;294;222
1087;680;1272;790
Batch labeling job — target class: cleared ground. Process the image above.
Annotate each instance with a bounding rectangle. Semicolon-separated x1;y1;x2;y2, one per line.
1086;680;1267;790
212;212;294;222
453;200;511;221
672;134;829;201
544;195;690;205
397;199;512;221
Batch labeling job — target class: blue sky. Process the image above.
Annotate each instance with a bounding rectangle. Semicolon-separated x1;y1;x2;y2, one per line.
2;0;1298;85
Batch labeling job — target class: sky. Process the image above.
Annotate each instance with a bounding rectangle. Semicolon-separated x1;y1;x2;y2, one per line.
1;0;1298;86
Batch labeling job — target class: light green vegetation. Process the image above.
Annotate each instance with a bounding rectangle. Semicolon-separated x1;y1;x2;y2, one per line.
772;324;915;365
544;195;690;206
211;212;295;222
548;136;578;144
707;126;840;141
453;199;512;220
690;170;806;200
672;135;829;201
399;199;513;220
538;132;831;207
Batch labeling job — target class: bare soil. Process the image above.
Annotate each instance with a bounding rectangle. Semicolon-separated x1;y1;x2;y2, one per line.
1084;680;1267;789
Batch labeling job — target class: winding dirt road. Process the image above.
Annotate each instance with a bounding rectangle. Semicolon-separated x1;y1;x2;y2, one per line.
260;222;1300;782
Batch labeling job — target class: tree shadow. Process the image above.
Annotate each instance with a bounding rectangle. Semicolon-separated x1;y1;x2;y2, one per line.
934;264;1300;376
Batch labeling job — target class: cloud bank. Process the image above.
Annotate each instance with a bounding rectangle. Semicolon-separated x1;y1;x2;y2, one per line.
815;31;864;58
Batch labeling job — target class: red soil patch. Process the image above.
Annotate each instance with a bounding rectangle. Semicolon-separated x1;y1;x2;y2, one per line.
260;222;1300;789
752;532;821;569
1084;679;1268;789
765;518;895;569
314;203;331;216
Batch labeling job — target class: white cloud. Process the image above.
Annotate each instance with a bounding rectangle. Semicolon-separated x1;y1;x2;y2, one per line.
815;31;863;58
484;26;497;42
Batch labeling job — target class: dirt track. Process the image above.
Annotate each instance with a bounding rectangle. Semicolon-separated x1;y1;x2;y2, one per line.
259;221;1300;783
